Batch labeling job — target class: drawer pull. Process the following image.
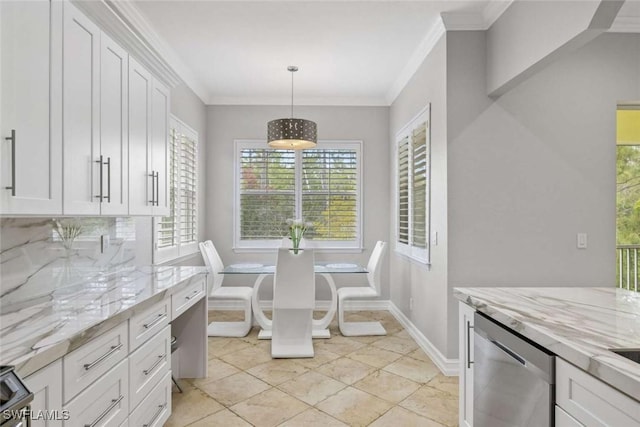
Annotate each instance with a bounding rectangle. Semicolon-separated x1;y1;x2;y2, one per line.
143;314;167;329
84;395;124;427
143;354;166;376
143;403;167;427
83;344;123;371
185;289;200;300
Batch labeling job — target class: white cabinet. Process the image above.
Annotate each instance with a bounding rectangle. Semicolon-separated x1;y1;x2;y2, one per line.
128;58;170;216
63;2;128;215
458;301;474;427
556;358;640;426
24;359;64;427
0;0;62;215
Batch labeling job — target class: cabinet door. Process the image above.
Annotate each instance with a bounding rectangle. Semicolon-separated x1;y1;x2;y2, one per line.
458;301;474;427
128;58;153;215
25;359;64;427
151;79;170;216
99;33;128;215
0;0;62;215
62;2;100;215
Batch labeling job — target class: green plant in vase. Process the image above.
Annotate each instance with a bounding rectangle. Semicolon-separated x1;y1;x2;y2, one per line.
286;218;312;254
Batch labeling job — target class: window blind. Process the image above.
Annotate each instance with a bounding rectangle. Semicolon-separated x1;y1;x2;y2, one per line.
397;136;410;245
412;122;427;249
239;149;296;239
157;128;179;249
180;133;197;245
302;149;358;240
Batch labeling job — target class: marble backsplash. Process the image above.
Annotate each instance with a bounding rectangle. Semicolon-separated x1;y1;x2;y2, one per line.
0;217;137;308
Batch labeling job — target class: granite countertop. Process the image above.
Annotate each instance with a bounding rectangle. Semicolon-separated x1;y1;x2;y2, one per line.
0;266;208;377
454;287;640;401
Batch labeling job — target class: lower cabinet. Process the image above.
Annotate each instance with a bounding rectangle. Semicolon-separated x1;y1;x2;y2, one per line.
556;405;583;427
128;372;172;427
63;359;129;427
24;360;64;427
458;301;474;427
556;358;640;426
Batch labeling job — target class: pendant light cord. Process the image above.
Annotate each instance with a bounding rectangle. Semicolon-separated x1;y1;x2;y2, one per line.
290;69;294;118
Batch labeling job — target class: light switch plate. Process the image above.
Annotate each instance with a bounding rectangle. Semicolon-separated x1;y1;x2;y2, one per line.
577;233;587;249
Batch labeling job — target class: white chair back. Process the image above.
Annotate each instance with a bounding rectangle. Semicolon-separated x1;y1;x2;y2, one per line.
366;241;387;295
199;240;224;295
273;248;315;309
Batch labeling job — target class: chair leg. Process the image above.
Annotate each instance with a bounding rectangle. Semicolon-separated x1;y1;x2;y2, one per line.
338;296;386;337
172;376;183;393
207;298;253;337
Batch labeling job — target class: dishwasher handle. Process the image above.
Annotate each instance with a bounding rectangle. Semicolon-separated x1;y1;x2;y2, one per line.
474;311;555;383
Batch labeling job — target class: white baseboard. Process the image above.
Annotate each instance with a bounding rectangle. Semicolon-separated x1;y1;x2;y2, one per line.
208;297;459;376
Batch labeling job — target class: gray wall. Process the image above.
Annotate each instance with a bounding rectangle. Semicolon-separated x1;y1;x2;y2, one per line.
205;105;390;293
136;82;208;266
389;35;450;355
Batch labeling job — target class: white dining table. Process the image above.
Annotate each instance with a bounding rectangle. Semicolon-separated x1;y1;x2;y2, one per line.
221;262;368;339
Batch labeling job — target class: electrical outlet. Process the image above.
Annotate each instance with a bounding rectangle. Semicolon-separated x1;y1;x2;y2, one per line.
409;297;414;311
100;235;110;253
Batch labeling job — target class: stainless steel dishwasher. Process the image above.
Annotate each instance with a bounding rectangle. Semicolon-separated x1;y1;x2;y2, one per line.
473;312;555;427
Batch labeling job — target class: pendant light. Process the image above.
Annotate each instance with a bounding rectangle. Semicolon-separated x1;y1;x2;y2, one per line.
267;66;317;149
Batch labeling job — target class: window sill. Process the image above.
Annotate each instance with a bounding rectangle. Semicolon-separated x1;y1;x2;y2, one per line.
394;250;431;270
233;246;364;254
154;248;201;266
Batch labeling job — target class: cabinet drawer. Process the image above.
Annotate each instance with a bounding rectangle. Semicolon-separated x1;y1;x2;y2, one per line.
128;371;171;427
556;358;640;426
63;322;128;403
129;326;170;411
25;359;63;427
172;278;205;320
129;298;170;350
63;358;129;427
556;405;584;426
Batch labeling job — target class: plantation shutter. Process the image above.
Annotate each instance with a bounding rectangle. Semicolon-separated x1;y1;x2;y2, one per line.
397;136;410;245
302;149;358;240
412;122;427;249
157;128;179;249
180;132;197;245
239;148;296;239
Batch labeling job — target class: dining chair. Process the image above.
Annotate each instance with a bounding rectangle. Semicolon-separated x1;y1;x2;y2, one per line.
271;247;315;358
199;240;253;337
337;241;388;336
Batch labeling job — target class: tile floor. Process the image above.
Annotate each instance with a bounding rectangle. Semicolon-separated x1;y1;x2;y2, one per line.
166;310;458;427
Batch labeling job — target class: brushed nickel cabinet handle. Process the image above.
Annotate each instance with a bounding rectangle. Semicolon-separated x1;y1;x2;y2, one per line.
155;171;160;206
83;343;122;371
143;313;166;329
143;354;165;376
84;395;123;427
5;129;15;196
143;403;166;427
95;154;104;202
467;321;474;369
105;157;111;203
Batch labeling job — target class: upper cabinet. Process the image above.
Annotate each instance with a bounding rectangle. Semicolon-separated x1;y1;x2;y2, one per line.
129;57;170;216
0;0;63;215
63;2;129;216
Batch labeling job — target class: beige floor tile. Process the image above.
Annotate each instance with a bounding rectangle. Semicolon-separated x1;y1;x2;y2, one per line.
230;388;309;427
316;357;376;385
371;335;419;355
407;348;432;363
393;329;412;339
399;386;459;427
383;356;440;384
278;408;349;427
314;334;367;355
346;345;402;368
247;359;309;386
208;310;245;322
198;372;271;407
220;343;273;370
353;370;421;403
278;371;346;405
192;358;241;386
208;337;254;358
187;408;252;427
427;374;459;397
293;347;341;369
348;334;386;345
165;388;223;427
368;406;446;427
315;387;393;427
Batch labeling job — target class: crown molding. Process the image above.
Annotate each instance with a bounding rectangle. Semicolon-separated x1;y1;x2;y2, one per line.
483;0;514;29
385;17;445;105
71;0;210;103
208;95;388;106
441;12;486;31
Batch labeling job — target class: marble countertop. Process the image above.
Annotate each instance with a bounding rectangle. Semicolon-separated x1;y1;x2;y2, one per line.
0;266;208;377
454;287;640;401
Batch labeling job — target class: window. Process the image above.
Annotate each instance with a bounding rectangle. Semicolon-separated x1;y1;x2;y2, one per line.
235;140;362;251
154;116;198;263
395;104;430;263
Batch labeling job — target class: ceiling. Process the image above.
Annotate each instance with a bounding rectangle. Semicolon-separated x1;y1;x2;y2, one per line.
132;0;639;106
